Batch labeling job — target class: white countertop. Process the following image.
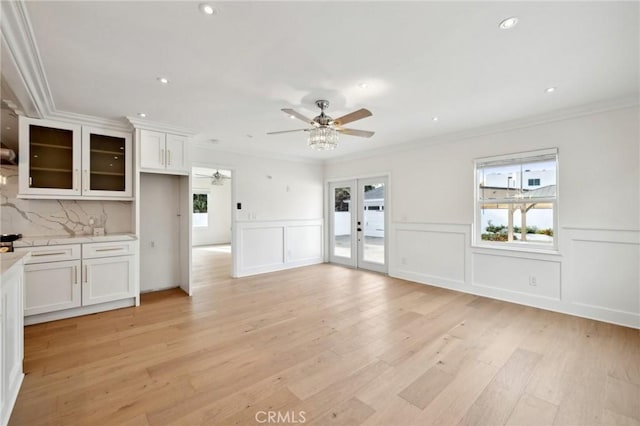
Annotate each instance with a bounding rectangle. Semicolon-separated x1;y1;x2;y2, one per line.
13;233;137;248
1;250;30;278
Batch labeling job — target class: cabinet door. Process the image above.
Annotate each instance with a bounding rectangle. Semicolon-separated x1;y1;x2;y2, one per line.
1;266;23;424
18;117;82;196
82;127;133;198
165;134;189;173
83;256;135;306
24;260;81;316
140;130;166;171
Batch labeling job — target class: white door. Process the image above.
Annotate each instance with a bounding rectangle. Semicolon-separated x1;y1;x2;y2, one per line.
329;176;387;272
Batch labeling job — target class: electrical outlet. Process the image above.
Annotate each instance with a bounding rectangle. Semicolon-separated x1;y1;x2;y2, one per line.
150;241;155;248
88;215;96;226
529;276;537;286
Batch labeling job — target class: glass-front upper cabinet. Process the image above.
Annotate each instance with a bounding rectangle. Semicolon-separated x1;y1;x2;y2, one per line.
19;117;82;197
81;127;132;197
18;117;132;199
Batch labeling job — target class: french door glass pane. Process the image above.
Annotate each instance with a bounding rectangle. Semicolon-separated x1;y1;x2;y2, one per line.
333;186;351;258
89;133;126;191
29;125;74;189
362;183;385;264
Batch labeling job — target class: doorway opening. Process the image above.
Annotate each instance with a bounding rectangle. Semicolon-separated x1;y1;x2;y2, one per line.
191;167;233;289
329;176;388;273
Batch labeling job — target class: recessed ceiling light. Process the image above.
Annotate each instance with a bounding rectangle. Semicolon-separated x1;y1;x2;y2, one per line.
432;116;439;122
199;3;216;15
499;17;519;30
545;87;556;93
138;112;147;118
157;77;169;84
358;82;369;89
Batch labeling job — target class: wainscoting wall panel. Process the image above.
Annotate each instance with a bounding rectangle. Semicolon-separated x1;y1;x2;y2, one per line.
235;220;323;277
389;223;639;328
562;228;639;327
392;223;469;289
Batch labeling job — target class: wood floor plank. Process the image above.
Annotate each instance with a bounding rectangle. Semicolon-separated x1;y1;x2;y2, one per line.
505;393;559;426
10;247;640;426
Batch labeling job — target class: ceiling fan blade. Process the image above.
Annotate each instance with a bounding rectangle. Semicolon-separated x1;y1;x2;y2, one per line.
332;108;372;126
281;108;316;126
337;128;375;138
267;129;309;135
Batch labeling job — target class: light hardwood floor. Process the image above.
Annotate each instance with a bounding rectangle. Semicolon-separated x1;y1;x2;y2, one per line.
10;251;640;425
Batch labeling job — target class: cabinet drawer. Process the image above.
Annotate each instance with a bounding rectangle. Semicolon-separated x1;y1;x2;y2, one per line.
17;244;81;264
83;241;135;259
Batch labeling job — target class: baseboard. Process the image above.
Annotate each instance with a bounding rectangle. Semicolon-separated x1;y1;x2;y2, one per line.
24;298;136;325
390;269;640;329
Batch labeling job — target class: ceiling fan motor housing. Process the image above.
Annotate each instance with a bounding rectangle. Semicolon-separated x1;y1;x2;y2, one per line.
314;100;333;126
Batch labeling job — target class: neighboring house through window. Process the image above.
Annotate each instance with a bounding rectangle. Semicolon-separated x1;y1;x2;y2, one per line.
475;148;558;249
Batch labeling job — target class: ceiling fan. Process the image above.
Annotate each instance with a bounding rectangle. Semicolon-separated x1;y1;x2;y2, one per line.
267;100;374;150
195;170;231;186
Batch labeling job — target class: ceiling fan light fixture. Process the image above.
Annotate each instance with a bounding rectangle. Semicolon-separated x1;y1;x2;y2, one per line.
308;127;338;151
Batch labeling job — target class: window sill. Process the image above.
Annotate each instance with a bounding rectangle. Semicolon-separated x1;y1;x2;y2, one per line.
471;243;561;257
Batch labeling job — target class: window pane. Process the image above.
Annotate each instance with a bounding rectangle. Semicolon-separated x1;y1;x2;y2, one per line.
479;203;554;245
333;187;351;258
363;183;385;264
478;159;556;201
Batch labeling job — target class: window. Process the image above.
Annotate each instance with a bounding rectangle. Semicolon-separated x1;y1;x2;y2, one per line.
193;193;208;227
475;148;558;249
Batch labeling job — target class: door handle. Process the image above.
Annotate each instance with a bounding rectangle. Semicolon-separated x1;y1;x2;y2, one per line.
357;228;362;232
168;150;172;166
83;170;88;191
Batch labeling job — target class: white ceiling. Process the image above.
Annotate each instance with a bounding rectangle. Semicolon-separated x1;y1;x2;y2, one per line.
17;1;640;160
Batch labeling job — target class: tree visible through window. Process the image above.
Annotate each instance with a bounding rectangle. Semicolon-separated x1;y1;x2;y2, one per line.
475;149;558;248
193;193;208;227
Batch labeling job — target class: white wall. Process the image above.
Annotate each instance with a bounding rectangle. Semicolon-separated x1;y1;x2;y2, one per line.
139;173;182;292
325;106;640;328
192;175;232;246
190;147;325;276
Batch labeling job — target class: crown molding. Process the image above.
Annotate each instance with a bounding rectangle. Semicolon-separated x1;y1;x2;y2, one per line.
48;110;132;132
0;0;53;117
326;96;639;165
1;0;132;132
126;117;196;136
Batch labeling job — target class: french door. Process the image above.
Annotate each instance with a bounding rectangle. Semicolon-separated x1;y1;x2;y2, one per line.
329;176;387;273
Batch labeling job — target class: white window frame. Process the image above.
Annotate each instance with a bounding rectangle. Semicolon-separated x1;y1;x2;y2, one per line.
473;148;559;253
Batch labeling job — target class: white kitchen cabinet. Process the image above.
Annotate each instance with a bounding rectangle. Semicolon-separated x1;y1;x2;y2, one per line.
19;239;137;323
18;116;82;197
139;129;189;174
24;260;82;316
81;126;133;198
18;116;133;199
1;260;24;426
82;255;135;306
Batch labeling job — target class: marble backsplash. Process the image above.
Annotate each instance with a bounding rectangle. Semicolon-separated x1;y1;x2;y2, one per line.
0;165;133;237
